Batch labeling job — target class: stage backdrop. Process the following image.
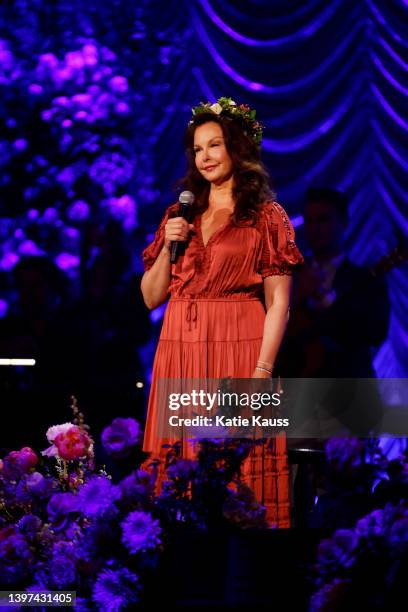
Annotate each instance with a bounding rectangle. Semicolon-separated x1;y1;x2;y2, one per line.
0;0;407;376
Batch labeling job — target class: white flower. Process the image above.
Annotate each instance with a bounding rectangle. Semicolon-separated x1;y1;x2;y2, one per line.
229;100;236;106
46;423;74;443
209;103;222;115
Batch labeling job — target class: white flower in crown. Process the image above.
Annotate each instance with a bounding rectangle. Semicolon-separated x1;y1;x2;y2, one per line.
209;103;223;114
229;100;236;106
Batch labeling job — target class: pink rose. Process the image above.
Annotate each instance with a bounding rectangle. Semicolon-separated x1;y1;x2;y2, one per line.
42;423;73;457
54;426;92;461
4;447;38;473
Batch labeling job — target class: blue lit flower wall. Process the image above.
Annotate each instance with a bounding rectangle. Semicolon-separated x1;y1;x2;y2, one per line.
0;0;407;375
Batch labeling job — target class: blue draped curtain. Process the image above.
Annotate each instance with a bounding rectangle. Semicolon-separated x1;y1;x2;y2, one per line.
0;0;406;376
152;0;408;377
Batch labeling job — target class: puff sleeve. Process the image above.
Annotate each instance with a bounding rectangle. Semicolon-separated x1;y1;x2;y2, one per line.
258;201;304;277
142;203;178;272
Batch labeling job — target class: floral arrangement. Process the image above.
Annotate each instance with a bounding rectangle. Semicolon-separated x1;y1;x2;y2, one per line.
0;399;266;609
156;438;268;531
0;0;191;285
308;439;408;610
307;437;408;532
0;39;138;279
310;500;408;611
2;391;407;611
0;400;161;609
190;96;264;146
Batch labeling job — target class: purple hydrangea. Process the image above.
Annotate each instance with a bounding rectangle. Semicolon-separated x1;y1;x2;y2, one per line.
18;240;44;256
42;207;59;223
389;517;408;548
17;514;42;539
55;252;80;271
74;523;100;563
41;108;57;122
75;517;118;564
166;458;197;481
15;479;32;504
0;41;16;83
27;208;39;220
24;187;39;200
121;511;161;554
25;472;55;497
89;153;134;193
355;509;385;538
0;528;33;585
3;446;38;475
56;167;76;187
0;298;8;318
103;195;137;229
38;52;58;69
61;119;73;130
114;101;130;115
26;581;50;593
71;598;92;611
14;228;24;239
118;469;155;503
0;252;19;271
28;83;43;95
61;228;80;252
222;483;267;529
71;93;93;107
71;597;93;612
47;492;78;531
317;529;358;578
15;472;54;503
109;75;128;93
75;476;120;518
92;567;140;611
13;138;28;152
309;579;350;612
48;542;77;588
101;418;141;458
67;200;90;221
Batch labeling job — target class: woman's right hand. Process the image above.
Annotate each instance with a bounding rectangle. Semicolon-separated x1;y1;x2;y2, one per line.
164;217;194;249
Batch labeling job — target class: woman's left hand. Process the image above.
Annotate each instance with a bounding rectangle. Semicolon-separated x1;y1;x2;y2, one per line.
251;368;272;378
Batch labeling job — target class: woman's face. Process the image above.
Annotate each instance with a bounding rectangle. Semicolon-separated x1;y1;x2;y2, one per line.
193;121;233;185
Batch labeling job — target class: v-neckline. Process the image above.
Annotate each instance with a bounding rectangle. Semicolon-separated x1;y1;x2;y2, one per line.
198;213;233;248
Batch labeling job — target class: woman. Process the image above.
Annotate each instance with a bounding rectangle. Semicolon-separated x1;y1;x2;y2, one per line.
141;98;303;527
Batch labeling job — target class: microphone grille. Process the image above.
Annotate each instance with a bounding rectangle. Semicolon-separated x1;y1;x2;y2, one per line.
179;190;195;205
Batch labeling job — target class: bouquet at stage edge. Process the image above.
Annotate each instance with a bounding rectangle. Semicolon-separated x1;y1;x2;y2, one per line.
155;438;268;531
0;398;160;609
0;398;267;607
309;499;408;611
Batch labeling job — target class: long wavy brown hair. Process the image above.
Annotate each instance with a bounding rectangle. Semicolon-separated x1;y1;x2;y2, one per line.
179;112;275;226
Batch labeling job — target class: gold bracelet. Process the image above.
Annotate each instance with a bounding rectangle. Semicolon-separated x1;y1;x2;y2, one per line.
255;366;273;374
256;361;274;370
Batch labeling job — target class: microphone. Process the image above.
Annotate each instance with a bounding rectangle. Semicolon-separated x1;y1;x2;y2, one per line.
170;190;195;263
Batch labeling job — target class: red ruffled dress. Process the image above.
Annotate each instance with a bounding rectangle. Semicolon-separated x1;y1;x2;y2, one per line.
142;200;303;527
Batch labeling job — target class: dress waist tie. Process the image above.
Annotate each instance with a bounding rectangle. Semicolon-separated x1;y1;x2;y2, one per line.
186;300;198;331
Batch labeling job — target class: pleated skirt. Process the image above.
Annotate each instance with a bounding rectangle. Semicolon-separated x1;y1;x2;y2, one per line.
143;297;290;528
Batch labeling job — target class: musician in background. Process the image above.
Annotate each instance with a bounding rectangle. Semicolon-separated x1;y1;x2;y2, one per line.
281;188;390;526
279;187;390;378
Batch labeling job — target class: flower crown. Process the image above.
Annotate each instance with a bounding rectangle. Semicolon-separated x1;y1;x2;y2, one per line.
190;96;263;146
